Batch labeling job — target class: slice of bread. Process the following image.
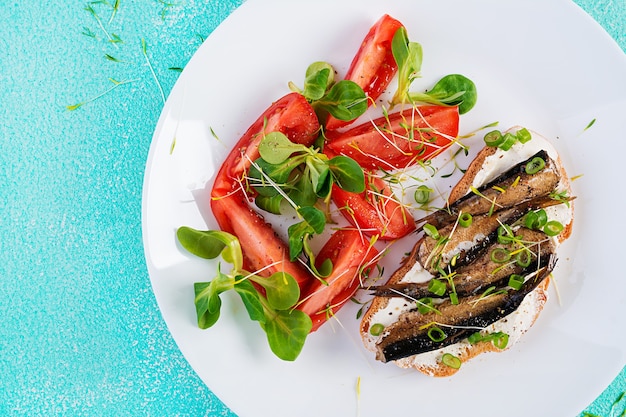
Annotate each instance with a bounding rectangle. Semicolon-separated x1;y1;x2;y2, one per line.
360;127;574;376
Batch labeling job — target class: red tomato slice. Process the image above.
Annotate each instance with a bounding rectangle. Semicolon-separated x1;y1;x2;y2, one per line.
325;14;404;131
211;189;312;290
299;229;379;332
331;173;416;240
211;92;319;196
326;105;460;170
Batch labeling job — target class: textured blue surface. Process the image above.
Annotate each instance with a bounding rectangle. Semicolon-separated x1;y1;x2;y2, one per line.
0;1;623;416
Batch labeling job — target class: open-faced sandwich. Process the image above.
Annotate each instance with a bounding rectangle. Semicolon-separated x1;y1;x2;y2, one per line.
360;126;574;376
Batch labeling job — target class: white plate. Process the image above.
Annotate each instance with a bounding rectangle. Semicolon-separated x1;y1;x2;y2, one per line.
142;0;626;416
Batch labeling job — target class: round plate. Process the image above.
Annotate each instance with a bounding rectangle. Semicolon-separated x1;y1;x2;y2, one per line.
142;0;626;416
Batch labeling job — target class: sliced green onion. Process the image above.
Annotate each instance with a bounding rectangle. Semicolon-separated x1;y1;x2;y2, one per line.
468;332;483;344
484;130;504;147
524;211;539;229
449;292;459;305
468;331;509;348
490;247;511;263
515;249;532;267
427;326;446;342
508;274;525;290
459;212;473;228
423;223;440;240
497;224;514;244
417;297;434;314
428;278;447;296
441;353;462;369
492;332;509;349
499;133;517;151
543;220;564;236
516;128;532;143
525;156;546;174
369;323;385;336
414;185;431;205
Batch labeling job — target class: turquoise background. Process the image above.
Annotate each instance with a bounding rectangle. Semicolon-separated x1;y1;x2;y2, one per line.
1;1;624;415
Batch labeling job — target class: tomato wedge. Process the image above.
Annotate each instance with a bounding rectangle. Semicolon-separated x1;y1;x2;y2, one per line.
325;14;404;131
326;105;460;171
331;173;415;240
299;229;378;332
211;189;312;289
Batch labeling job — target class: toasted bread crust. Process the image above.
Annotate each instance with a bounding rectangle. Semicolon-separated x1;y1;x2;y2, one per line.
361;129;573;376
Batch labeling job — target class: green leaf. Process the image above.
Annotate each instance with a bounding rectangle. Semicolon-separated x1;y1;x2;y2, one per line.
298;206;326;234
390;27;423;106
287;224;307;262
263;309;312;361
328;155;365;193
409;74;478;114
193;271;234;329
314;80;367;121
234;279;266;323
255;193;284;215
287;207;326;261
305;157;331;195
176;227;243;271
258;132;309;164
249;271;300;310
287;174;317;208
248;157;303;197
302;62;334;101
316;258;334;278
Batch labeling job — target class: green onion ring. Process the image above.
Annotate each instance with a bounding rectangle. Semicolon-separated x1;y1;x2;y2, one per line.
441;353;462;369
497;224;514;244
525;156;546;174
417;297;434;314
508;274;525;290
484;130;504;147
459;212;473;227
427;326;447;342
543;220;564;236
490;247;511;263
492;332;509;349
499;133;517;151
516;128;532;143
414;185;431;205
515;249;532;268
369;323;385;336
428;278;447;296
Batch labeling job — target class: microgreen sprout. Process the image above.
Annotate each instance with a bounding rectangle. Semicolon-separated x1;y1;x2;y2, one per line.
584;118;596;131
84;3;118;47
66;77;139;111
82;26;96;38
141;38;165;104
176;227;312;361
441;352;462;369
549;190;572;207
158;0;182;20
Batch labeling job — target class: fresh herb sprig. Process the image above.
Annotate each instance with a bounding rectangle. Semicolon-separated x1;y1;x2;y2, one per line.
248;131;365;264
176;227;312;361
389;27;477;114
